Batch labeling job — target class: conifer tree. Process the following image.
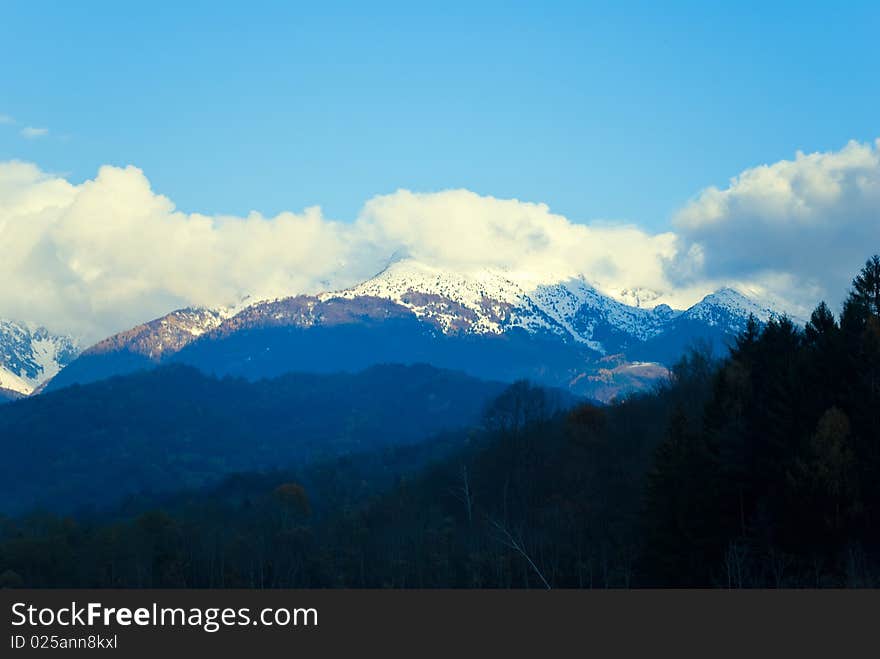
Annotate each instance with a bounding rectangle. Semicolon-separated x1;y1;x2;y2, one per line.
850;255;880;317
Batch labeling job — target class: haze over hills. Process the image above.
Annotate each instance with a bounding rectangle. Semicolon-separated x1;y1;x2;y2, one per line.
40;259;783;400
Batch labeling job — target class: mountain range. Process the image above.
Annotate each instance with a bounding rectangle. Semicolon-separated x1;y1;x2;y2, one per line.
3;259;781;401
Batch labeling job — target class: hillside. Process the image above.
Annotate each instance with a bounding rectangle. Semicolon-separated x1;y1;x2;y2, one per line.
0;363;525;515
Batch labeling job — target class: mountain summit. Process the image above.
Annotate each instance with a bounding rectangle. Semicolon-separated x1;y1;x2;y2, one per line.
0;320;79;397
322;259;777;352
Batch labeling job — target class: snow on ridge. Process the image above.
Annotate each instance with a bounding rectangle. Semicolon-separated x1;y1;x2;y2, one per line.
0;365;35;396
316;259;700;350
684;287;777;325
121;306;235;360
321;260;531;334
0;257;791;398
0;319;79;395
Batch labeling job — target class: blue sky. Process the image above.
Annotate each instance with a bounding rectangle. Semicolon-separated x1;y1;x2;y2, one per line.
2;1;878;228
2;2;880;341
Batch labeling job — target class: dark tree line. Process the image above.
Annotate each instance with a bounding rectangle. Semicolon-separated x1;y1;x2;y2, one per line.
643;255;880;586
1;255;878;588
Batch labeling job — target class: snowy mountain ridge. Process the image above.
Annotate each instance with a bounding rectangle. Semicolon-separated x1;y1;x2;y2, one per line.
16;259;788;399
318;259;778;354
0;320;79;395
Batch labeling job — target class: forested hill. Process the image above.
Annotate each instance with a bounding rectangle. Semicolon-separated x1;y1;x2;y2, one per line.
0;363;525;515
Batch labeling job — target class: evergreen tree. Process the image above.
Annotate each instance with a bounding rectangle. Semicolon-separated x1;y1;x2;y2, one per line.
642;407;724;585
849;255;880;317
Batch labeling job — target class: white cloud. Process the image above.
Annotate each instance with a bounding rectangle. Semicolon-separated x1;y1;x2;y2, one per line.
1;139;878;344
0;163;689;343
672;139;880;315
0;114;14;125
355;189;682;295
21;126;49;139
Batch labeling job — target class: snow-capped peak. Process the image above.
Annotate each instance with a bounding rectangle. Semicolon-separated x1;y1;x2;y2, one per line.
316;259;747;353
685;287;778;326
0;320;79;395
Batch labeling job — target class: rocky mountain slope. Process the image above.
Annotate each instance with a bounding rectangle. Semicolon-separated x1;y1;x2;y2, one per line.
0;320;79;396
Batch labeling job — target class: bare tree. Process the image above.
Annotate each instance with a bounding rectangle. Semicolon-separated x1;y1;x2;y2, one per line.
488;517;551;589
451;465;473;525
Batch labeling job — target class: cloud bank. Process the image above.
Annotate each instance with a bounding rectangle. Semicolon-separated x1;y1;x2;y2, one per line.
673;139;880;312
1;139;879;343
